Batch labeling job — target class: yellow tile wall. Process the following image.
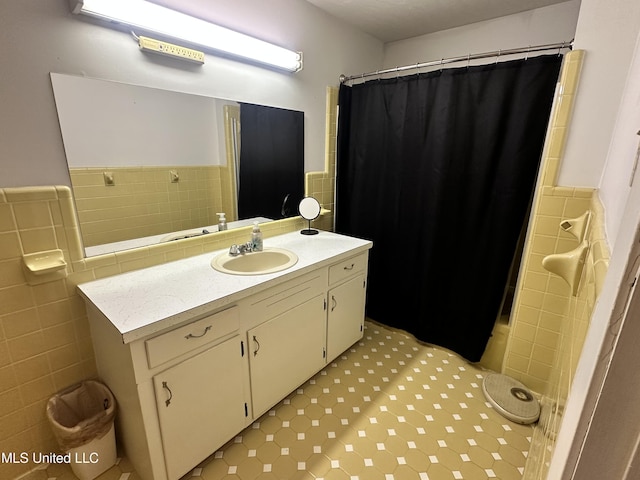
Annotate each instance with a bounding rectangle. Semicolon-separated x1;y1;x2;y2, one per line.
0;187;96;480
503;50;586;391
304;86;339;232
521;192;609;480
503;186;594;391
0;90;338;480
497;50;612;479
69;165;226;247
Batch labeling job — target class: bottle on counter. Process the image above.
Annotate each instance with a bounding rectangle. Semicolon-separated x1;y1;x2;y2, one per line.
251;222;263;251
217;213;227;231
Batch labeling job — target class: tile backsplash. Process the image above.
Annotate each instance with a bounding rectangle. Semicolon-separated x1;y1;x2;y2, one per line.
69;165;230;247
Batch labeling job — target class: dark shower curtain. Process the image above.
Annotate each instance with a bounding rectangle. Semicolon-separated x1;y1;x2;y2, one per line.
336;55;562;362
238;103;304;220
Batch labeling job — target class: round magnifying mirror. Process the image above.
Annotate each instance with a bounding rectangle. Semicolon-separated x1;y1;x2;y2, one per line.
299;197;321;235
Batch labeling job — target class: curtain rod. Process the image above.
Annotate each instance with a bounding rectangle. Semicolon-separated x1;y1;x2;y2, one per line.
339;40;573;84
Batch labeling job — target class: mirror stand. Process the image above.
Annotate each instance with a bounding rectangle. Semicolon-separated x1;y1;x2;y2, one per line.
301;218;318;235
298;197;321;235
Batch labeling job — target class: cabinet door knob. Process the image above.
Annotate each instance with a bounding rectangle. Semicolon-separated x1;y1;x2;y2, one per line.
253;335;261;356
185;325;212;339
162;381;173;407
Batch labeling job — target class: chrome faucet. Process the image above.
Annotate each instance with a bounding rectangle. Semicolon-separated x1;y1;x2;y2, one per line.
229;242;253;256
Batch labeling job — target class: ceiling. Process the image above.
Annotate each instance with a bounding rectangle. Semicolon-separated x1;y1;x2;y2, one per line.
305;0;571;43
153;0;573;45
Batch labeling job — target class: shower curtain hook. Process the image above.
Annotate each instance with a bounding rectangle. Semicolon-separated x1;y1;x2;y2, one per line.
416;62;420;76
440;58;444;72
525;45;531;61
495;49;501;65
558;41;565;56
396;66;400;78
466;53;471;69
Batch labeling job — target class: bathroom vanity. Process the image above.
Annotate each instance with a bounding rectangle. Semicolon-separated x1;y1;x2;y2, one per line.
77;231;372;480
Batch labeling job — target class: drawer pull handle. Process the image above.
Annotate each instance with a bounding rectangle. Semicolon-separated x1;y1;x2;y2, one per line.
253;335;260;356
162;381;173;407
344;263;355;271
331;295;337;312
185;325;212;340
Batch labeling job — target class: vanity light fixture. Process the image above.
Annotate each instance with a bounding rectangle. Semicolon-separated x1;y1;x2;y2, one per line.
69;0;303;72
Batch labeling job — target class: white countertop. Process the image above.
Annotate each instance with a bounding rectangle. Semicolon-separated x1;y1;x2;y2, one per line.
77;231;372;343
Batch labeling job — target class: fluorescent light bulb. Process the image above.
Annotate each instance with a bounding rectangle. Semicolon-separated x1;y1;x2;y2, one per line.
71;0;303;72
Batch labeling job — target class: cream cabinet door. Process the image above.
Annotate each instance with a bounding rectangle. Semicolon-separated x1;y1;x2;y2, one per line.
327;274;366;362
153;336;245;480
248;294;326;417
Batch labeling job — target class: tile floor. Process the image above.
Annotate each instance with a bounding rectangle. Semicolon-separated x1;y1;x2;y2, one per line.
30;321;533;480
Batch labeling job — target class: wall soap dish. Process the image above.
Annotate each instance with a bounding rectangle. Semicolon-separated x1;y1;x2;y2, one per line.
542;240;589;296
22;249;68;285
560;210;591;243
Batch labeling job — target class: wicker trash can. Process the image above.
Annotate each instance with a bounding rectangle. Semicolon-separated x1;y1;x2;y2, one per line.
46;380;117;480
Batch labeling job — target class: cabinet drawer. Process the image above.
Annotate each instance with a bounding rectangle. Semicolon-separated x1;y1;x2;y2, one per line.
145;306;239;369
329;253;368;285
245;270;327;322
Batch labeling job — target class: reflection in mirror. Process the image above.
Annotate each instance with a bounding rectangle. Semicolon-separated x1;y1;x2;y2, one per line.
299;196;321;235
50;73;304;257
238;104;304;220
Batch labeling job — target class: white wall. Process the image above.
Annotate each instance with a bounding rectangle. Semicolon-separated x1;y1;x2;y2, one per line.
598;30;640;249
51;73;230;167
382;0;580;70
0;0;383;188
559;0;640;190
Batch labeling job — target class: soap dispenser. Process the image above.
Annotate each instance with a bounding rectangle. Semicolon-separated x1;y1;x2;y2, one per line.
251;222;263;251
217;213;227;231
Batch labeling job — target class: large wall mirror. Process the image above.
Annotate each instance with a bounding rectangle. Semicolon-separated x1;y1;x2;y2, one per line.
50;73;305;257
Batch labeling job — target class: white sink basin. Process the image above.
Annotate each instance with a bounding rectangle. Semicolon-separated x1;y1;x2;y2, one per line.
211;248;298;275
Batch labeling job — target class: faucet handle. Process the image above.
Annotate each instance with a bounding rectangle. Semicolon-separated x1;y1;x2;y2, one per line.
229;244;240;256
